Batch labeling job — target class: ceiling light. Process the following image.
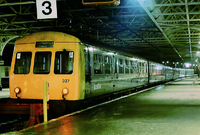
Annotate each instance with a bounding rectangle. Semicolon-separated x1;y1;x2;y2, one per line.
185;63;190;68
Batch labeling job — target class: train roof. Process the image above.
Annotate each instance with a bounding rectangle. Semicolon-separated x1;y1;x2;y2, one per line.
15;31;80;44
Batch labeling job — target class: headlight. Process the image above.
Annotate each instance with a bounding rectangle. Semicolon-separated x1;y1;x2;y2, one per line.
14;87;20;94
62;88;68;95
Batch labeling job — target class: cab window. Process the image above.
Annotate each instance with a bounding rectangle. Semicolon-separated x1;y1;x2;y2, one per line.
33;52;51;74
14;52;32;74
54;51;74;74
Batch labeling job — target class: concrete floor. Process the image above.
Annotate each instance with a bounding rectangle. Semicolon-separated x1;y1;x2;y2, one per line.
6;78;200;135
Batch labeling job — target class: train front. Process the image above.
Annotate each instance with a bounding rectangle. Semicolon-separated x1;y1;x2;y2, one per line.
9;32;85;102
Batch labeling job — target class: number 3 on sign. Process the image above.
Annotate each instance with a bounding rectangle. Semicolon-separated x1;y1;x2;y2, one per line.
36;0;57;19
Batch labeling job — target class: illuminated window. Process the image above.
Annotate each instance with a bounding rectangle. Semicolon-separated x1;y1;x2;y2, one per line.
94;54;103;74
130;61;137;74
119;59;124;74
141;63;144;73
125;60;129;74
14;52;32;74
104;56;112;74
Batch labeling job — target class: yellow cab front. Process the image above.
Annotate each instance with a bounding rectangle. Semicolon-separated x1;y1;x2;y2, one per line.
9;32;85;101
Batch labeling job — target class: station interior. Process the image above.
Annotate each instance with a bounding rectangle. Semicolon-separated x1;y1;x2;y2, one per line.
1;0;200;134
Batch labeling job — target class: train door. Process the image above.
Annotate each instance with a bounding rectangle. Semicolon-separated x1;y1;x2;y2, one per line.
84;46;91;98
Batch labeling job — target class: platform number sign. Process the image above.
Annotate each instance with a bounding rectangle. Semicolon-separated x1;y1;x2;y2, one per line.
36;0;57;19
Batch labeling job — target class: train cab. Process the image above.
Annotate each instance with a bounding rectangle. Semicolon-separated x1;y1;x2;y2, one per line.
9;32;85;101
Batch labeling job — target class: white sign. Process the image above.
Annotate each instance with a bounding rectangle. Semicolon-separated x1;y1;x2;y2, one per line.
17;53;21;59
36;0;57;19
94;83;101;90
69;52;74;58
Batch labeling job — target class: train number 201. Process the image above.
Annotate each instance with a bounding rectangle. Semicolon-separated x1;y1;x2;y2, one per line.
62;79;70;83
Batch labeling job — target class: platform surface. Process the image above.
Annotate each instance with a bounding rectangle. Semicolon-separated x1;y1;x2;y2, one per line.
0;88;9;99
6;78;200;135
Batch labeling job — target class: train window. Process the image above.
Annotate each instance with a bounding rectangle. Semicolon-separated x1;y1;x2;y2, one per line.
33;52;51;74
54;51;74;74
125;60;129;74
119;59;124;74
145;63;148;73
130;61;134;74
94;54;103;74
133;61;138;74
14;52;32;74
139;62;142;73
104;56;112;74
141;63;144;73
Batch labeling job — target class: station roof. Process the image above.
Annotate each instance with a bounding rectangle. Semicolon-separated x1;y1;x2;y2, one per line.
1;0;200;65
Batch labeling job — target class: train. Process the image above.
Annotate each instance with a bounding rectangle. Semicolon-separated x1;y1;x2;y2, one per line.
9;31;194;113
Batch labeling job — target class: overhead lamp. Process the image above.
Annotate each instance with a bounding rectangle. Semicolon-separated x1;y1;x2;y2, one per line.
107;52;114;55
130;58;138;61
88;47;94;51
185;63;190;68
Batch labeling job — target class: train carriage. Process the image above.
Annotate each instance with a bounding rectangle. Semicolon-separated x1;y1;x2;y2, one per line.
149;62;166;83
84;46;115;98
84;45;148;98
165;66;173;81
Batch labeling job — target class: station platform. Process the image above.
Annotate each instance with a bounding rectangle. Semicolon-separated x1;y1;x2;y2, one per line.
0;88;9;99
6;77;200;135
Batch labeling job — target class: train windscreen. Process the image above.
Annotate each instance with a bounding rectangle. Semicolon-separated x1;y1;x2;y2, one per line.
33;52;52;74
54;51;74;74
14;52;32;74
